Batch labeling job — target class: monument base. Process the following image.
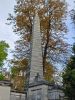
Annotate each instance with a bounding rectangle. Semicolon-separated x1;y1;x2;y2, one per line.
26;74;64;100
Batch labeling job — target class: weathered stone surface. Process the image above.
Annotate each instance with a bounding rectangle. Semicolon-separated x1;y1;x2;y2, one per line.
0;80;11;100
28;84;48;100
10;92;25;100
0;86;10;100
29;13;43;83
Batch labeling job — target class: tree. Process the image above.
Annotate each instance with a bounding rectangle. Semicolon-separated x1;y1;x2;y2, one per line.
0;41;9;68
44;62;54;82
11;58;28;92
8;0;68;91
0;41;9;80
62;43;75;100
0;73;4;80
62;6;75;99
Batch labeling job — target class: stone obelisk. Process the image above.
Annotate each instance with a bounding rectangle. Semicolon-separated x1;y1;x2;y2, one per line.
26;11;64;100
29;12;43;83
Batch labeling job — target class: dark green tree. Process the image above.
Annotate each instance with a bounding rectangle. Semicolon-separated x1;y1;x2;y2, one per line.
63;43;75;100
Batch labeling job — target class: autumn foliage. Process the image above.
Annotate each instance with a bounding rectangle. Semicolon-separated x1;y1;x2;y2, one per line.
8;0;68;91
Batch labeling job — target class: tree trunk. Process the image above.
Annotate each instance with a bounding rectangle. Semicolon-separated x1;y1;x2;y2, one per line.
43;29;50;74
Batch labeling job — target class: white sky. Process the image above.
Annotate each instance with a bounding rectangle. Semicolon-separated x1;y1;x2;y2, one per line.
65;0;75;44
0;0;18;50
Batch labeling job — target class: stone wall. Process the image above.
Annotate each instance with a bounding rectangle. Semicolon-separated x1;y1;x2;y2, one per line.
0;84;64;100
48;86;64;100
10;92;25;100
0;86;10;100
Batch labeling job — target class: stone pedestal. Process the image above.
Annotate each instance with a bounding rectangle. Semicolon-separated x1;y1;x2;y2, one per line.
27;74;64;100
28;85;48;100
27;74;49;100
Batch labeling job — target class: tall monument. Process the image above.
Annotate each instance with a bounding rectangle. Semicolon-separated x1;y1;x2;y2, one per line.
29;12;43;83
27;12;49;100
26;12;64;100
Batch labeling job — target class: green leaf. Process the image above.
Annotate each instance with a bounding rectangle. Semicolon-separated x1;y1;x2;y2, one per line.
0;73;4;80
0;41;9;67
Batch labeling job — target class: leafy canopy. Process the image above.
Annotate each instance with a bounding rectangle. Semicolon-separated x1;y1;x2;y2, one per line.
0;41;9;67
8;0;68;66
8;0;68;91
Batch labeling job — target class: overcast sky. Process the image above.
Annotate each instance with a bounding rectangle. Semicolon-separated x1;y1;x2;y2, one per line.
0;0;75;63
0;0;18;50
